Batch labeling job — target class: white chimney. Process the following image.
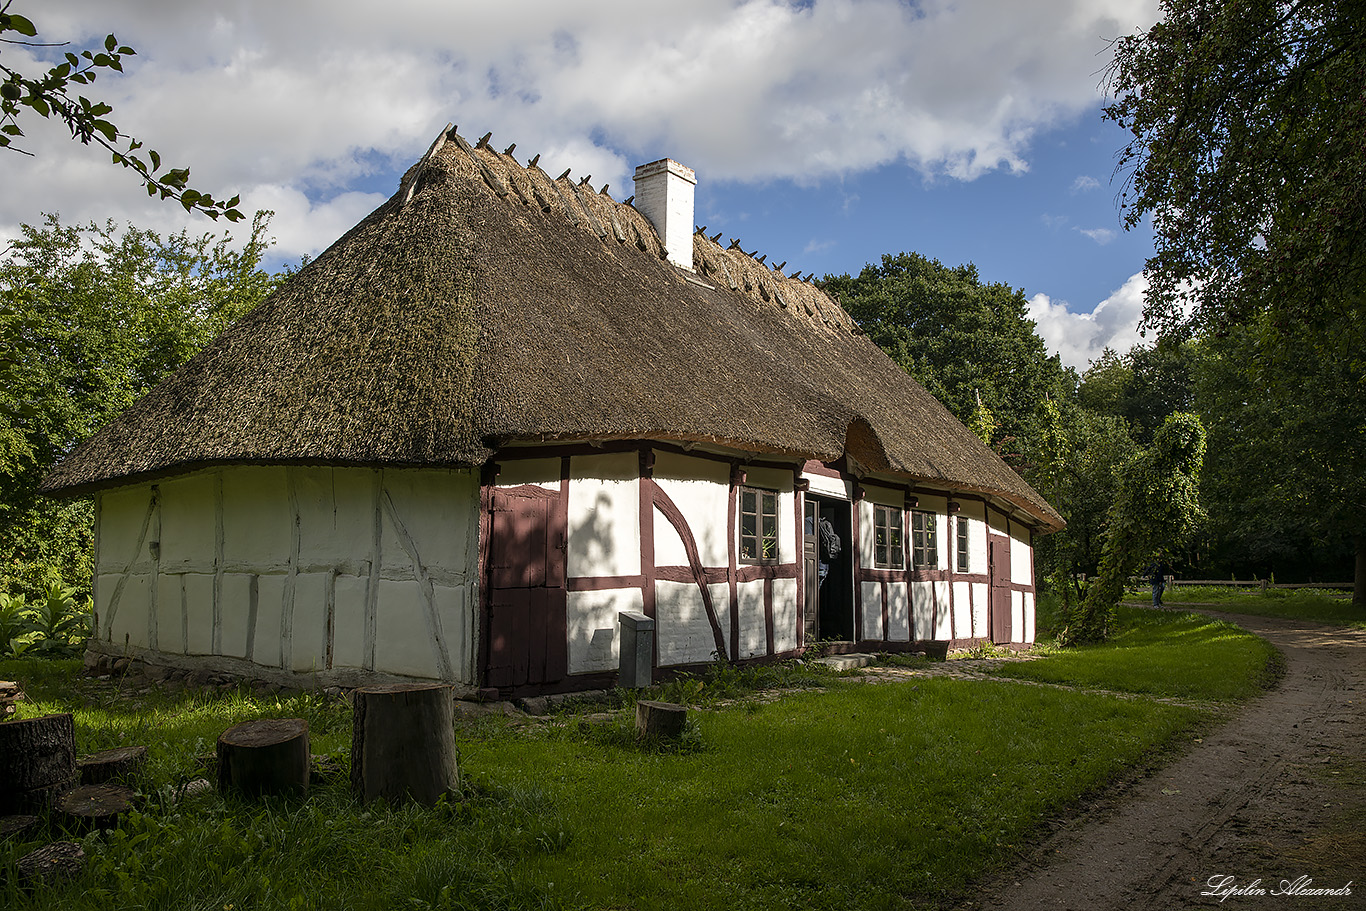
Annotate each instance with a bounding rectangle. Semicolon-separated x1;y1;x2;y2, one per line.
633;159;696;271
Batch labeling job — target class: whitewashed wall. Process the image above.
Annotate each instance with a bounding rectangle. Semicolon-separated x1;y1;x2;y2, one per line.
94;466;480;686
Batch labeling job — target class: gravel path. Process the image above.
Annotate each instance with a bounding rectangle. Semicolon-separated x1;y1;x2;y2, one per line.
953;609;1365;911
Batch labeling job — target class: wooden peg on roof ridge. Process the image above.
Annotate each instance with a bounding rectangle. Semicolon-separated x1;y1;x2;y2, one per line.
624;195;635;206
579;175;592;186
775;261;787;272
756;254;767;264
476;132;493;149
528;153;541;168
599;184;610;195
503;143;516;157
728;238;741;249
710;232;722;243
696;225;707;235
557;168;572;181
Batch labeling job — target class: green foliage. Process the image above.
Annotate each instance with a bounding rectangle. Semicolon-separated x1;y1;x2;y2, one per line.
821;251;1075;456
0;3;242;221
0;583;89;656
0;213;279;597
1067;413;1206;642
1105;0;1366;334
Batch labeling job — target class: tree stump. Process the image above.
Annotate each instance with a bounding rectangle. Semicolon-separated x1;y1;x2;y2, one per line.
17;841;85;885
55;784;135;832
216;718;310;797
1;814;40;840
78;745;148;785
351;683;458;806
0;680;23;716
0;713;76;813
635;700;687;740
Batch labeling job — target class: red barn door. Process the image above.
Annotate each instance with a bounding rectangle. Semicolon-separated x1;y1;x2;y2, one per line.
989;536;1012;644
486;488;567;688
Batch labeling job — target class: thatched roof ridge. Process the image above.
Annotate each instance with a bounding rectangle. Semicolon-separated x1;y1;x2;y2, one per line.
41;124;1062;530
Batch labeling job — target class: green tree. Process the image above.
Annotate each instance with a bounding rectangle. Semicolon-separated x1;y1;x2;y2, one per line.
1105;0;1366;334
821;252;1075;457
1079;338;1199;443
0;213;278;596
0;2;242;220
1067;412;1206;642
1196;312;1365;603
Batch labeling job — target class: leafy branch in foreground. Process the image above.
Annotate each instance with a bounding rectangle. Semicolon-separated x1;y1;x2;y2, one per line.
0;2;242;221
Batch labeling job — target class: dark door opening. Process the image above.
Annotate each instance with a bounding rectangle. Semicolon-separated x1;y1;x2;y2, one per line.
804;495;854;643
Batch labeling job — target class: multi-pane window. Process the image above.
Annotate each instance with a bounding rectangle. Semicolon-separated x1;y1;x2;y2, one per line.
873;504;904;569
911;510;938;569
739;487;779;563
956;515;970;572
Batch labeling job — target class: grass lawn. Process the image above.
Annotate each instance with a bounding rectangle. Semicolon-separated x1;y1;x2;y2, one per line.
0;605;1277;911
989;604;1282;702
1145;586;1366;631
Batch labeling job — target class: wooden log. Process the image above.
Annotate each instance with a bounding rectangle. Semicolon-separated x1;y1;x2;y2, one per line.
78;745;148;785
635;700;687;740
351;683;458;806
216;718;310;797
0;713;76;813
17;841;85;885
56;784;135;831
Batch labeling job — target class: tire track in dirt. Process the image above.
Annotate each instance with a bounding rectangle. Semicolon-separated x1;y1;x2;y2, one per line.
963;610;1364;911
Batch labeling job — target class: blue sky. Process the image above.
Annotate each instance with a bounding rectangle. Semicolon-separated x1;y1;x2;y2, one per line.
1;0;1162;369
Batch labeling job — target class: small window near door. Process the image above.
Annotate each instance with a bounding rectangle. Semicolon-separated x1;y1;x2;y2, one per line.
740;487;779;563
873;504;904;568
956;515;970;572
911;510;938;569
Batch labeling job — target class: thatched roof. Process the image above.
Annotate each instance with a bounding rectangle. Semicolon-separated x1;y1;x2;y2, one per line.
41;126;1062;531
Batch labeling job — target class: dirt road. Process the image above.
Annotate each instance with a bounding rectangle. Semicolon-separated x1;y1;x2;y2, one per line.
966;610;1364;911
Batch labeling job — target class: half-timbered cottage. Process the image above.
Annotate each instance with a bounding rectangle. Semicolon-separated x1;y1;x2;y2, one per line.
42;125;1063;696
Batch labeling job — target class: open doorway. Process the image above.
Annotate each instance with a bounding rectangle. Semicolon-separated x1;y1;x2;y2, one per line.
803;495;854;643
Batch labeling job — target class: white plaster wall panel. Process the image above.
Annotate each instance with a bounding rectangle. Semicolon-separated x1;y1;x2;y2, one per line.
911;581;934;640
381;469;478;577
153;574;185;653
251;574;287;668
952;581;973;640
1012;526;1033;586
95;486;153;575
971;582;989;638
104;573;150;649
183;574;215;655
1012;590;1025;642
737;579;767;658
969;514;989;576
655;580;730;665
290;573;329;673
933;581;952;640
857;500;876;567
653;453;731;568
744;466;796;564
218;574;254;659
496;457;561;489
156;474;215;567
801;471;851;500
886;581;910;642
771;578;798;652
221;467;291;566
330;575;369;669
433;584;473;684
568;453;640;579
295;468;369;567
861;581;883;640
375;580;440;678
1024;592;1036;643
567;587;645;674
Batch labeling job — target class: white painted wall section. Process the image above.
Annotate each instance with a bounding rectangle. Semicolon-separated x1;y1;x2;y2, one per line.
772;578;798;652
655;579;729;665
567;452;640;579
951;581;972;640
861;582;883;640
567;587;646;674
653;452;730;567
886;581;910;641
736;579;767;658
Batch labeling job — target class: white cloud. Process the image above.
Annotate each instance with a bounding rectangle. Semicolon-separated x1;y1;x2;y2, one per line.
1078;226;1117;244
1028;272;1148;370
2;0;1160;260
1070;175;1100;192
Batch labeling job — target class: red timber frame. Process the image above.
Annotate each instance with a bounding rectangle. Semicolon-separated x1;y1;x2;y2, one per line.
478;443;1041;695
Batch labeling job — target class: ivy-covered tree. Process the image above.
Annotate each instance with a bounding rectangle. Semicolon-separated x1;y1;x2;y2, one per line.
0;2;242;220
821;252;1075;459
1067;412;1206;642
0;214;278;596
